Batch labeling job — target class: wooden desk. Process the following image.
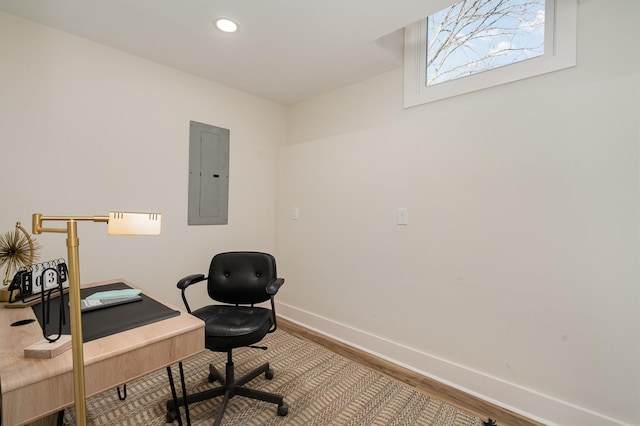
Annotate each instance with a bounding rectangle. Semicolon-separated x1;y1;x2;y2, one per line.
0;279;204;426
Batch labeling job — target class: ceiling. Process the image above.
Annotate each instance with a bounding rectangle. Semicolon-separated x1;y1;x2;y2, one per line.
0;0;450;105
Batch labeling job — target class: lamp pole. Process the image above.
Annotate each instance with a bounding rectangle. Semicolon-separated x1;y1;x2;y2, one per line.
32;214;108;426
32;212;160;425
65;219;87;425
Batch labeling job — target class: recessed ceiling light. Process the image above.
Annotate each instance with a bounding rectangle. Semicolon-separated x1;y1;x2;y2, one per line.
215;18;238;33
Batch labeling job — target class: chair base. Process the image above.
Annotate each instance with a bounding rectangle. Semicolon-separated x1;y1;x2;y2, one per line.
166;352;288;425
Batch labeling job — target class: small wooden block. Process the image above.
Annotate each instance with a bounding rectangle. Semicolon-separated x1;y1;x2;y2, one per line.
0;287;11;302
24;335;72;359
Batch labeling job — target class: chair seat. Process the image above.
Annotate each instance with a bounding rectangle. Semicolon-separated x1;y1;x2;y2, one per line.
191;305;274;351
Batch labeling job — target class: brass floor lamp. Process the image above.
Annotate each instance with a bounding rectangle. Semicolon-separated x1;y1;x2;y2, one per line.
32;212;161;425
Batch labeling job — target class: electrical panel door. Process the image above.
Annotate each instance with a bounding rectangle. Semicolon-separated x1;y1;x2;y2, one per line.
188;121;229;225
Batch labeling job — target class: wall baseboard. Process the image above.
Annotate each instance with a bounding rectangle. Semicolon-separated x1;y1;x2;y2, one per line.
277;302;630;426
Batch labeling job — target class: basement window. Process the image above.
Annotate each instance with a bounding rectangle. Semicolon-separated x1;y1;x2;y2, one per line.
403;0;577;107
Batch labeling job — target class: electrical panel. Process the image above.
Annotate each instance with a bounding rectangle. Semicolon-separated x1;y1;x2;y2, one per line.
188;121;230;225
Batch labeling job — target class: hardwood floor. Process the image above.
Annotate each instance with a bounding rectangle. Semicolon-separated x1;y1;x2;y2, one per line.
278;316;543;426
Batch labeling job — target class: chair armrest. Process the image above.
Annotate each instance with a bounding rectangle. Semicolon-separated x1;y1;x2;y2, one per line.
177;274;206;290
177;273;206;313
266;278;285;295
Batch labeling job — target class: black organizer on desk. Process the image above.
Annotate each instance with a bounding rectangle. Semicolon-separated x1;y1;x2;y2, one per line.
31;282;180;343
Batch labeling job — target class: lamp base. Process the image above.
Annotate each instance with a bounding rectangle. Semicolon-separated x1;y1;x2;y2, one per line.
24;335;72;359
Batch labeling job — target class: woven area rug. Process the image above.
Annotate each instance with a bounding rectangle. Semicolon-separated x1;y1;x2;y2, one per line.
63;330;483;425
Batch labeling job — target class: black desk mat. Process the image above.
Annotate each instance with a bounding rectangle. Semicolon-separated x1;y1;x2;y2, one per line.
32;282;180;343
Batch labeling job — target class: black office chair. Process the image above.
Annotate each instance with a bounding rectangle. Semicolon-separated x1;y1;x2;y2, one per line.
166;251;288;425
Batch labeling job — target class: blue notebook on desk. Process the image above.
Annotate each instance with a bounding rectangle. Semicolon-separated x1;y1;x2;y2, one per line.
80;295;143;312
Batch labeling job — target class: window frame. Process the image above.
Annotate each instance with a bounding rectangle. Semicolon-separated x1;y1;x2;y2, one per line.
403;0;578;108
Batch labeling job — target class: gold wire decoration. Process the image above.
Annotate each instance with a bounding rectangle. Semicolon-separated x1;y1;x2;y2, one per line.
0;221;41;285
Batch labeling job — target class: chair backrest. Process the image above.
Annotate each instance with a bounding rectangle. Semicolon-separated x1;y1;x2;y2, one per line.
207;252;277;305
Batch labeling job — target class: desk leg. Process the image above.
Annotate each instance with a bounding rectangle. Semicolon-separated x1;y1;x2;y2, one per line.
167;365;184;426
166;362;191;426
178;362;191;425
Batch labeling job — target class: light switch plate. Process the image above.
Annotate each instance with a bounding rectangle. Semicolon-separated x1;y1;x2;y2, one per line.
397;208;409;225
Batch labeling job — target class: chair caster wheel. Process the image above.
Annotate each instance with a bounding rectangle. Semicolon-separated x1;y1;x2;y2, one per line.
265;368;274;380
278;402;289;416
208;372;217;383
166;409;178;423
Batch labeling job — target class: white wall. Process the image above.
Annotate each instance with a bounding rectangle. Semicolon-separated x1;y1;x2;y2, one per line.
0;11;287;308
276;1;639;425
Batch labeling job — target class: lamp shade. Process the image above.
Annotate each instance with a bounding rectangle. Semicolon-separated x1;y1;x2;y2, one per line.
107;212;161;236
